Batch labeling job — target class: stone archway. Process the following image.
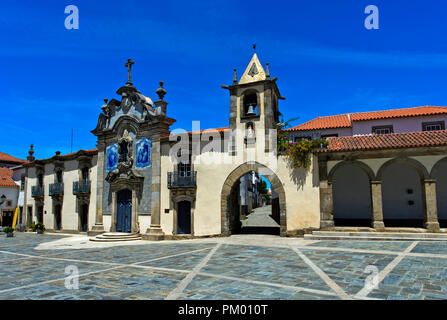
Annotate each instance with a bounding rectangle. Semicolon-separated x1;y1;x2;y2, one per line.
221;162;287;236
328;160;375;184
431;157;447;227
377;157;429;227
328;160;375;227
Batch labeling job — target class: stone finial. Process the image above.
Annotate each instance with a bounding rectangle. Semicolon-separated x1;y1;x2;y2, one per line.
27;144;35;162
55;151;61;156
233;68;238;85
265;63;270;80
156;81;167;100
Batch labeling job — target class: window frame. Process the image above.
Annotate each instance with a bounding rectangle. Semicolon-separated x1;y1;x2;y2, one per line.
422;121;445;132
372;125;394;135
321;133;339;138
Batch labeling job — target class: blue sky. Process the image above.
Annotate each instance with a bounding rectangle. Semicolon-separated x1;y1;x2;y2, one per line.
3;0;447;159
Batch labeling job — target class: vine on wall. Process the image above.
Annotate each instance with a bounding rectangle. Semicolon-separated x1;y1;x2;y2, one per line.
277;117;329;169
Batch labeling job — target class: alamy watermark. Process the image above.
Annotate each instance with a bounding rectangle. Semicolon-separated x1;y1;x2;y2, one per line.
64;5;79;30
65;265;79;290
364;5;379;30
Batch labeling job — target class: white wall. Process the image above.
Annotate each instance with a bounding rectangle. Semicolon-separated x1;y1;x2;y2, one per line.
382;163;424;220
434;160;447;221
332;164;372;221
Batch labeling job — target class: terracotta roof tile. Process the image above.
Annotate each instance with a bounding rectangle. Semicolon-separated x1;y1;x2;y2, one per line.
319;130;447;152
0;167;18;188
287;106;447;132
34;149;98;162
286;114;351;131
161;127;230;140
0;152;26;164
350;106;447;121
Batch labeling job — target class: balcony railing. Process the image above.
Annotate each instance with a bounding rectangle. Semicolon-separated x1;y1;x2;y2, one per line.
168;171;197;188
49;182;64;196
73;180;91;195
31;185;44;197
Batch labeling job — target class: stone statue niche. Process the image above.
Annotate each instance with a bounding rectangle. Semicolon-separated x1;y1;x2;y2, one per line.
245;122;256;145
106;129;139;183
117;129;133;170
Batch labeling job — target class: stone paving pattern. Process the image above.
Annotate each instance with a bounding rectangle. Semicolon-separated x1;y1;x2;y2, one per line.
0;233;446;300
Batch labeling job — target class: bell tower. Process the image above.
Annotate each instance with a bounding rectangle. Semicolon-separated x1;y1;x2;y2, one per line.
222;53;285;155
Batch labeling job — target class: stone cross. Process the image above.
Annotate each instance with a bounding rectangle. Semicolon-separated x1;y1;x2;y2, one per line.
125;58;135;86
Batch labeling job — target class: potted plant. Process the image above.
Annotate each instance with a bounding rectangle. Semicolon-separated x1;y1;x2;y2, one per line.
35;223;45;234
28;222;36;232
3;227;14;238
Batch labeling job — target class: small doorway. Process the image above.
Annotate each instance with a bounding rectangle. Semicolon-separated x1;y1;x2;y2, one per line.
27;206;32;225
37;205;43;224
177;201;191;234
116;189;132;233
54;204;62;230
1;211;14;227
80;203;88;232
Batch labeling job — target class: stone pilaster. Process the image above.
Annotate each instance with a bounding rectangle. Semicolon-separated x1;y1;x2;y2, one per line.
320;180;334;230
90;147;105;235
371;181;385;230
423;179;440;232
131;189;138;234
143;139;165;240
110;191;117;232
318;158;334;230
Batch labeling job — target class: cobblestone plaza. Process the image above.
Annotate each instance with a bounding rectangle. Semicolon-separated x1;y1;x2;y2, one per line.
0;233;446;300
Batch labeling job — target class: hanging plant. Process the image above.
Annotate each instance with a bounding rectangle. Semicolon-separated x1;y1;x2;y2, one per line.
286;138;329;168
276;115;329;168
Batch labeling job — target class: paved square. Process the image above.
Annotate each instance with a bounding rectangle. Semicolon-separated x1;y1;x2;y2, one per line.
0;233;446;300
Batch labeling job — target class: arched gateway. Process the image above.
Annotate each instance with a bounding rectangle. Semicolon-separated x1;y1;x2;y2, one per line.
220;162;287;236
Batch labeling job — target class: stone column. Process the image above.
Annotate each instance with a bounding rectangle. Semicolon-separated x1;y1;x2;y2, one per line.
131;189;138;234
91;146;105;234
318;158;334;230
370;181;385;230
143;139;165;240
110;191;117;232
320;180;334;230
423;179;440;232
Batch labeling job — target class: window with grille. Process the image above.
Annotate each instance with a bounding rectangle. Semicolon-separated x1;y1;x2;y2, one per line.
422;121;445;131
372;126;393;135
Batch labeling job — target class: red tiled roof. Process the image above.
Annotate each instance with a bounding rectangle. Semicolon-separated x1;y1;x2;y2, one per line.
319;130;447;153
286;114;351;131
0;167;18;188
0;152;26;164
162;127;230;140
188;127;229;134
350;106;447;121
34;149;98;163
287;106;447;132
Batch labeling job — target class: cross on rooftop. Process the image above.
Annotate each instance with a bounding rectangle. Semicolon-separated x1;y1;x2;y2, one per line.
125;58;135;86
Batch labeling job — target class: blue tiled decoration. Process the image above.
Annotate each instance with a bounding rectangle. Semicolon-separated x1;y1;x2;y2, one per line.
106;144;118;171
135;138;151;168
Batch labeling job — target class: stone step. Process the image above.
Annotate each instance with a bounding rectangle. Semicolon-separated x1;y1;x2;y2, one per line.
96;232;138;239
311;231;447;239
89;232;142;242
304;235;446;241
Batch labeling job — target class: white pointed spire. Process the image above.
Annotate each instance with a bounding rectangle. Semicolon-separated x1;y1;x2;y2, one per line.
238;53;266;84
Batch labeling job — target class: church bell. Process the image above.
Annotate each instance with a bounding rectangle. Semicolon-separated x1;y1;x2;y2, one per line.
246;103;256;116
